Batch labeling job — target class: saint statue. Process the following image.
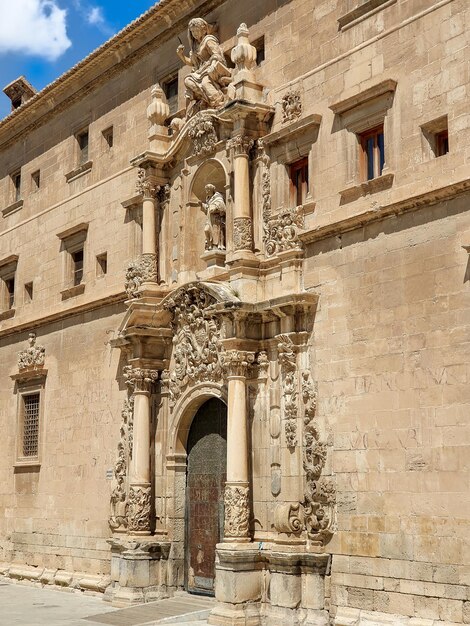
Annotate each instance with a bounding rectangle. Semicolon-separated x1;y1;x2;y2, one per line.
177;18;231;117
202;184;226;251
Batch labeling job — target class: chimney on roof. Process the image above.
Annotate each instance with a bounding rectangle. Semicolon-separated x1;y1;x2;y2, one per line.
3;76;37;111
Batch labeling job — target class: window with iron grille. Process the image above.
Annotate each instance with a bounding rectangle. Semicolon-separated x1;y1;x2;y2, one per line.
23;393;40;457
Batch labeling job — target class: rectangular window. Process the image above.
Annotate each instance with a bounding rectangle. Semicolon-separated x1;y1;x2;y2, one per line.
96;253;107;277
72;248;84;286
12;171;21;202
103;126;114;149
22;393;40;457
290;157;309;206
253;36;265;65
435;129;449;157
360;125;384;181
31;170;40;190
24;282;33;303
163;75;179;115
77;130;89;164
5;276;15;309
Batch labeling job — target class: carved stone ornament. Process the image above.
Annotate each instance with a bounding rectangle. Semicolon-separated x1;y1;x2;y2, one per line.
123;366;159;393
187;112;218;157
164;285;223;407
224;484;249;538
127;485;152;533
124;253;159;298
233;217;253;251
157;183;171;205
109;396;134;532
274;368;336;546
223;350;255;378
176;17;231;118
282;90;302;124
135;168;157;199
255;139;273;251
227;134;254;156
18;332;45;371
265;206;304;257
277;334;298;448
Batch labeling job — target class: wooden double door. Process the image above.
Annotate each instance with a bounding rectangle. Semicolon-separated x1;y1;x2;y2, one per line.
185;398;227;595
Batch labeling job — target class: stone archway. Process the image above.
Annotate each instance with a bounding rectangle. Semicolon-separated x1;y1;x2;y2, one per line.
185;398;227;595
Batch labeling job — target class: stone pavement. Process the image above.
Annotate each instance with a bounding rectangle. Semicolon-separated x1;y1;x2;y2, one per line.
0;581;210;626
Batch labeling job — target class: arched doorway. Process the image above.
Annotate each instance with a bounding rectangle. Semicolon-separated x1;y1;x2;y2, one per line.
185;398;227;595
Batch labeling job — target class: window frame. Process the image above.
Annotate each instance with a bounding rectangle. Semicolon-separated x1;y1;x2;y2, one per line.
102;126;114;150
0;257;18;315
11;169;22;203
359;125;385;182
76;128;89;165
15;380;46;468
289;157;309;207
57;223;88;299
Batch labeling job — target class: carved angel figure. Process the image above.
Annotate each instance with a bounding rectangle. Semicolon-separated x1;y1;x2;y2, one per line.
177;18;231;117
202;184;226;250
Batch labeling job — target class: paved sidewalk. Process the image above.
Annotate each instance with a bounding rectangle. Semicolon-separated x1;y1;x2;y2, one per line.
0;582;210;626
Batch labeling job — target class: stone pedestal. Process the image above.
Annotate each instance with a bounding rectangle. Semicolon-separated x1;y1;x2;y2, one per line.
198;249;227;279
105;538;171;607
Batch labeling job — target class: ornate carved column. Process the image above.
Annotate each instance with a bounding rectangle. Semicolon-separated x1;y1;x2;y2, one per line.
135;168;159;289
124;366;158;535
223;350;255;542
228;135;254;252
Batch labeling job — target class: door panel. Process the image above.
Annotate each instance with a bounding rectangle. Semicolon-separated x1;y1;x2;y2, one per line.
186;399;227;595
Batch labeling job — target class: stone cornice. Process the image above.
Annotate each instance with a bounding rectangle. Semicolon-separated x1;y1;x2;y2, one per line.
0;291;127;339
0;0;225;150
300;178;470;245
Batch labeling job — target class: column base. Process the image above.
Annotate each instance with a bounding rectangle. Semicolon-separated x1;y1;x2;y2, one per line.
106;537;171;606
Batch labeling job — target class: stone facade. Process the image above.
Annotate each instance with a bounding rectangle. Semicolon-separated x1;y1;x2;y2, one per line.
0;0;469;624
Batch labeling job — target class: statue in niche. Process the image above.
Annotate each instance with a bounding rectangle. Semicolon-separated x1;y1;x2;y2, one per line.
177;18;231;117
202;184;226;251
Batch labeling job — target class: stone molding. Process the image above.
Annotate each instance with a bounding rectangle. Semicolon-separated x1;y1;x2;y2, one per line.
65;160;93;183
1;199;23;217
300;177;470;245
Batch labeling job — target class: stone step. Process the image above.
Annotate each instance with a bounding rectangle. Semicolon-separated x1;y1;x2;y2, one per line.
85;593;214;626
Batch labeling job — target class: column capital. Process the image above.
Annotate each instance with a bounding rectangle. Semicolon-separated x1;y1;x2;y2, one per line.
223;350;255;378
124;366;159;393
135;167;158;200
227;134;254;156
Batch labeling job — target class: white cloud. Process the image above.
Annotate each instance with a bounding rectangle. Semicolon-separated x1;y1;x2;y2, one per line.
87;6;104;25
0;0;71;61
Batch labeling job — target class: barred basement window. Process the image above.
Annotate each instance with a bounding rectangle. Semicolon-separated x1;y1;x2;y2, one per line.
23;393;40;457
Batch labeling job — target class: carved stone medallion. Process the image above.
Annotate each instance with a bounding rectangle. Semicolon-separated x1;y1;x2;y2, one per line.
265;206;304;256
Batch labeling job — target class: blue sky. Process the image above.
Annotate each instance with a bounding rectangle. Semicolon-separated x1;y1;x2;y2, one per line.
0;1;158;119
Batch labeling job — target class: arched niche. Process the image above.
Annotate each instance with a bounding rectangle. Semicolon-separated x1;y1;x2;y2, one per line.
189;158;227;203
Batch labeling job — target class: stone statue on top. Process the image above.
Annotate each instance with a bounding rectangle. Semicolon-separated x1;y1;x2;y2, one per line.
177;18;231;118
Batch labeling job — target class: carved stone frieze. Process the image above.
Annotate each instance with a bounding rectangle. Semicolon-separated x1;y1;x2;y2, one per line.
135;168;157;199
277;334;298;448
18;332;45;370
233;216;253;251
227;134;254;156
164;285;223;407
124;253;159;298
123;366;159;393
265;206;304;257
127;485;152;534
282;90;302;123
187;112;218;156
273;368;336;546
224;484;249;538
109;396;134;532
